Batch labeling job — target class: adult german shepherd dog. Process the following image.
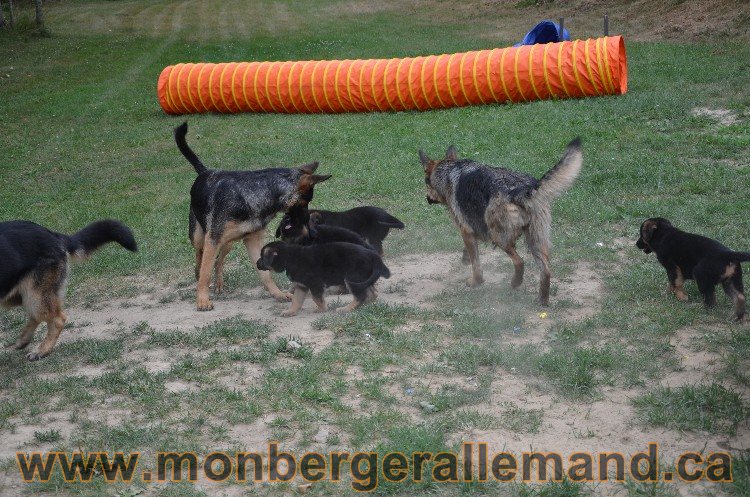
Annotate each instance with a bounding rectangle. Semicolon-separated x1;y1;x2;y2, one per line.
175;122;330;311
1;220;137;360
420;139;582;306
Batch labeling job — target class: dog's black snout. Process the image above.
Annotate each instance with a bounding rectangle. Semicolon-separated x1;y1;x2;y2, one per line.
426;195;439;205
256;258;267;270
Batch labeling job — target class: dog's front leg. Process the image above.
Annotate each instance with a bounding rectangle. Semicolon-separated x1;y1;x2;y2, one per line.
243;230;292;301
282;286;308;317
28;307;66;361
8;317;40;350
460;230;483;287
666;265;689;302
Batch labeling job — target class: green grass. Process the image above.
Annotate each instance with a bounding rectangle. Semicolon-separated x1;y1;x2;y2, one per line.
633;383;746;434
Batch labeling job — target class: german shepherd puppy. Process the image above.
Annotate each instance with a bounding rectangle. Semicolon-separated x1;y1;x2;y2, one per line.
420;139;582;306
275;205;375;251
175;122;331;311
636;217;750;320
256;241;391;316
306;206;404;255
1;220;137;360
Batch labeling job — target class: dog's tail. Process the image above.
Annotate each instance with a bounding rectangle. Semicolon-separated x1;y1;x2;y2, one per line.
375;209;405;229
345;257;391;293
729;251;750;263
174;121;209;175
532;138;583;205
65;220;138;261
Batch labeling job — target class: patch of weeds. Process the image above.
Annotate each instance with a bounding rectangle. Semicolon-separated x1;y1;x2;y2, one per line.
621;476;678;497
189;387;261;424
535;346;618;397
33;428;62;443
449;310;525;339
58;338;124;365
92;367;167;406
342;409;410;448
148;317;271;347
425;377;490;412
512;477;589;496
16;375;93;413
730;452;750;496
439;342;507;375
280;335;314;360
633;383;746;434
355;376;395;404
312;303;419;338
500;402;544;434
0;399;22;430
445;409;498;431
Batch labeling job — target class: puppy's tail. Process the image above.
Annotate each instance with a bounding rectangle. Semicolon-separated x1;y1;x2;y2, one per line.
345;257;391;293
66;220;138;261
532;138;583;205
375;209;405;229
174;121;209;175
729;251;750;263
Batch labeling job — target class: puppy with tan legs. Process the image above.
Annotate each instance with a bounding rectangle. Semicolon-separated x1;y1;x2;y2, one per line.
420;139;582;306
256;241;390;317
636;217;750;321
1;220;137;361
175;122;330;311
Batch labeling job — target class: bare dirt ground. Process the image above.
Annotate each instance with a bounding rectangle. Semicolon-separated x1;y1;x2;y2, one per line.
3;247;747;495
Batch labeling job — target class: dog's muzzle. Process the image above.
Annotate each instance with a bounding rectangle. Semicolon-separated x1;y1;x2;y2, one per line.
426;195;440;205
256;258;269;270
635;238;652;254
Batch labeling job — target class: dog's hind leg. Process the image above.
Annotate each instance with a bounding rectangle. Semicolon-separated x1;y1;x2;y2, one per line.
196;239;218;311
242;230;292;302
722;265;745;321
525;231;551;306
693;261;718;309
8;317;40;350
502;243;525;289
29;305;67;361
460;229;483;287
213;242;232;294
310;289;328;313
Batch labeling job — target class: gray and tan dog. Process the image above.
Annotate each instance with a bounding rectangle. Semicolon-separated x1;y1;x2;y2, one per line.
420;138;582;305
175;122;330;311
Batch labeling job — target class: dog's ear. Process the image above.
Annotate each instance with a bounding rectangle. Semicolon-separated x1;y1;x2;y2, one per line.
299;162;319;175
419;150;433;170
310;174;331;185
309;212;323;226
641;220;658;243
445;145;458;161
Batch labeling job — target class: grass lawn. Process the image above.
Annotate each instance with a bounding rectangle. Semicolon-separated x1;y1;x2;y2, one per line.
0;1;749;496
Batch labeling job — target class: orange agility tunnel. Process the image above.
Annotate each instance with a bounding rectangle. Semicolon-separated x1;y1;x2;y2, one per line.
157;36;626;115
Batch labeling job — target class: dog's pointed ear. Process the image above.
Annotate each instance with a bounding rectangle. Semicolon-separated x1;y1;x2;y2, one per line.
310;174;331;185
299;161;319;175
445;145;458;161
641;220;658;243
419;150;432;169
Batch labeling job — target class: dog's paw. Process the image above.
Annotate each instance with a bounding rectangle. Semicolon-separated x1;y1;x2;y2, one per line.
281;310;298;317
214;282;224;294
26;351;46;362
196;297;214;311
675;292;689;302
510;276;523;289
273;292;293;302
314;307;328;313
466;276;484;287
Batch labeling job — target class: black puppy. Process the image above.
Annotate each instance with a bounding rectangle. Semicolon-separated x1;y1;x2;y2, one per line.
307;206;404;255
636;217;750;320
256;241;390;316
1;220;137;360
275;205;375;251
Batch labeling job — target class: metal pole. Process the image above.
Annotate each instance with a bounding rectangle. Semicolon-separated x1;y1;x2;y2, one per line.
604;14;609;36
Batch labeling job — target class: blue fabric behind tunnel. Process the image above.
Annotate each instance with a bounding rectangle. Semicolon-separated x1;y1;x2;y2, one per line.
514;20;570;46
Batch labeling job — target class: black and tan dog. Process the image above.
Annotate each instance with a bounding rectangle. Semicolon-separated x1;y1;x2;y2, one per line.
175;122;330;311
256;241;390;316
275;205;375;251
306;206;404;255
420;139;582;306
1;220;137;360
636;217;750;321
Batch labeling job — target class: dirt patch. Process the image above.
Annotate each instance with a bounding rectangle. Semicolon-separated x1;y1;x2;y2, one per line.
692;107;741;126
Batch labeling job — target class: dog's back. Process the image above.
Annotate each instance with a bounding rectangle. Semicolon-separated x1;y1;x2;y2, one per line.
309;206;404;253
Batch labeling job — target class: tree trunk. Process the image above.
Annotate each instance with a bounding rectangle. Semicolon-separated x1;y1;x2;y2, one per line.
33;0;44;28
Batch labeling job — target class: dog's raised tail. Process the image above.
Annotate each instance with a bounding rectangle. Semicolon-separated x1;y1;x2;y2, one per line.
345;258;391;293
533;138;583;204
174;121;209;175
66;220;138;261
